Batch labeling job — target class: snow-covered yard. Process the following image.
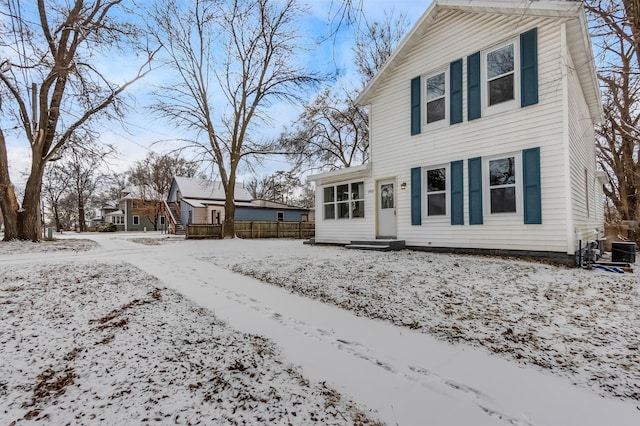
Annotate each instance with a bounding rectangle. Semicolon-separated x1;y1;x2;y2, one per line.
1;234;639;425
0;245;379;425
200;242;640;401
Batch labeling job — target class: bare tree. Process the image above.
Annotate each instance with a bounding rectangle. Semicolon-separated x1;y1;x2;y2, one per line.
128;152;199;200
127;152;199;229
279;86;368;171
0;0;157;241
278;9;407;173
246;175;277;200
42;163;72;232
64;144;110;232
150;0;318;238
622;0;640;67
587;0;640;221
354;10;409;83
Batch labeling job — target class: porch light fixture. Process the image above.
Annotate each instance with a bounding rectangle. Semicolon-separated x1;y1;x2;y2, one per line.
400;182;407;190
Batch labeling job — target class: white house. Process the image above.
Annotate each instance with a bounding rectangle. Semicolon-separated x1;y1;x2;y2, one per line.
309;0;605;265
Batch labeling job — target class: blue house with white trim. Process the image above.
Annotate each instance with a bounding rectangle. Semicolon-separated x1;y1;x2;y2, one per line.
166;177;310;232
309;0;605;264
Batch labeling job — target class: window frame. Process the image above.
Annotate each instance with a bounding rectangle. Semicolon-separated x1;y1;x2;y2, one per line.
481;38;520;116
133;215;140;225
484;153;522;216
277;211;285;222
423;67;449;130
423;165;450;220
322;180;366;220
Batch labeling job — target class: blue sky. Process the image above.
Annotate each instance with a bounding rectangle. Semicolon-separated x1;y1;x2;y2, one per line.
5;0;431;187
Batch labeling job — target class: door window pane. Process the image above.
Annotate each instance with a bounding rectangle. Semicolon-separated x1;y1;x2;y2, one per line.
380;184;394;209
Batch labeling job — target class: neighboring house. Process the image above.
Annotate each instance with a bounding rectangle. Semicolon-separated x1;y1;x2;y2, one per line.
309;0;605;265
89;204;119;227
105;188;165;232
166;177;310;233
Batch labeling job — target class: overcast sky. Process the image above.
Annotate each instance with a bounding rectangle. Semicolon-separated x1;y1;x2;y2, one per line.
5;0;431;187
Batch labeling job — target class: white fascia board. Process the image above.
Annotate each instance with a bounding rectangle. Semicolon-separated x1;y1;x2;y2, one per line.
307;163;371;183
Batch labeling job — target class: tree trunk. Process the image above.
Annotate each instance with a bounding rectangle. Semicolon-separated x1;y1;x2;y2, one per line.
0;129;19;240
53;202;62;231
77;192;86;232
18;163;46;241
223;178;236;238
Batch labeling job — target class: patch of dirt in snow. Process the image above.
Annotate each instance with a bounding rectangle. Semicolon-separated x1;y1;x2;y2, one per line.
202;246;640;401
0;261;382;425
0;238;98;255
127;237;185;246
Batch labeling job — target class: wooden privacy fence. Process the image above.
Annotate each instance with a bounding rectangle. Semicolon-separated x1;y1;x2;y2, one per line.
186;221;315;240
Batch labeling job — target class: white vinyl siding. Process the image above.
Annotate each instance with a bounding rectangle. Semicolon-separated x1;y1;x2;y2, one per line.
567;49;602;245
367;12;570;253
314;175;374;244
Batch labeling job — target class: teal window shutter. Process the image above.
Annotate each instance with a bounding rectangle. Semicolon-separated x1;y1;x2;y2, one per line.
411;167;422;225
411;77;421;135
520;28;538;107
467;52;481;121
523;147;542;224
450;160;464;225
450;59;463;125
468;157;483;225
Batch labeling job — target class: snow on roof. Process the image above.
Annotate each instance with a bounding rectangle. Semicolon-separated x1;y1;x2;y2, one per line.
173;177;253;202
104;210;124;216
182;198;255;208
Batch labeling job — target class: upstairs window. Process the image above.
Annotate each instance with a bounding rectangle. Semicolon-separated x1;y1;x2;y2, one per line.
426;72;446;124
487;44;515;106
426;168;447;216
489;157;517;213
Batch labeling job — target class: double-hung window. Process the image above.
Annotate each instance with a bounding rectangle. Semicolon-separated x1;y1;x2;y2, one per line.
323;181;365;220
487;44;515;106
489;156;517;214
425;71;446;124
483;39;519;115
426;167;447;216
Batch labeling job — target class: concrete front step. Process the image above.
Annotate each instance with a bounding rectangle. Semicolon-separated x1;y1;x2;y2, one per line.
345;240;405;251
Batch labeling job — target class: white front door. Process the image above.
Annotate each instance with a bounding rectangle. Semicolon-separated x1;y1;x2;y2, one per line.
377;180;396;238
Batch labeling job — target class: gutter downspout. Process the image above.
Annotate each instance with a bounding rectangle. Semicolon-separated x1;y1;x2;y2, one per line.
124;199;128;232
